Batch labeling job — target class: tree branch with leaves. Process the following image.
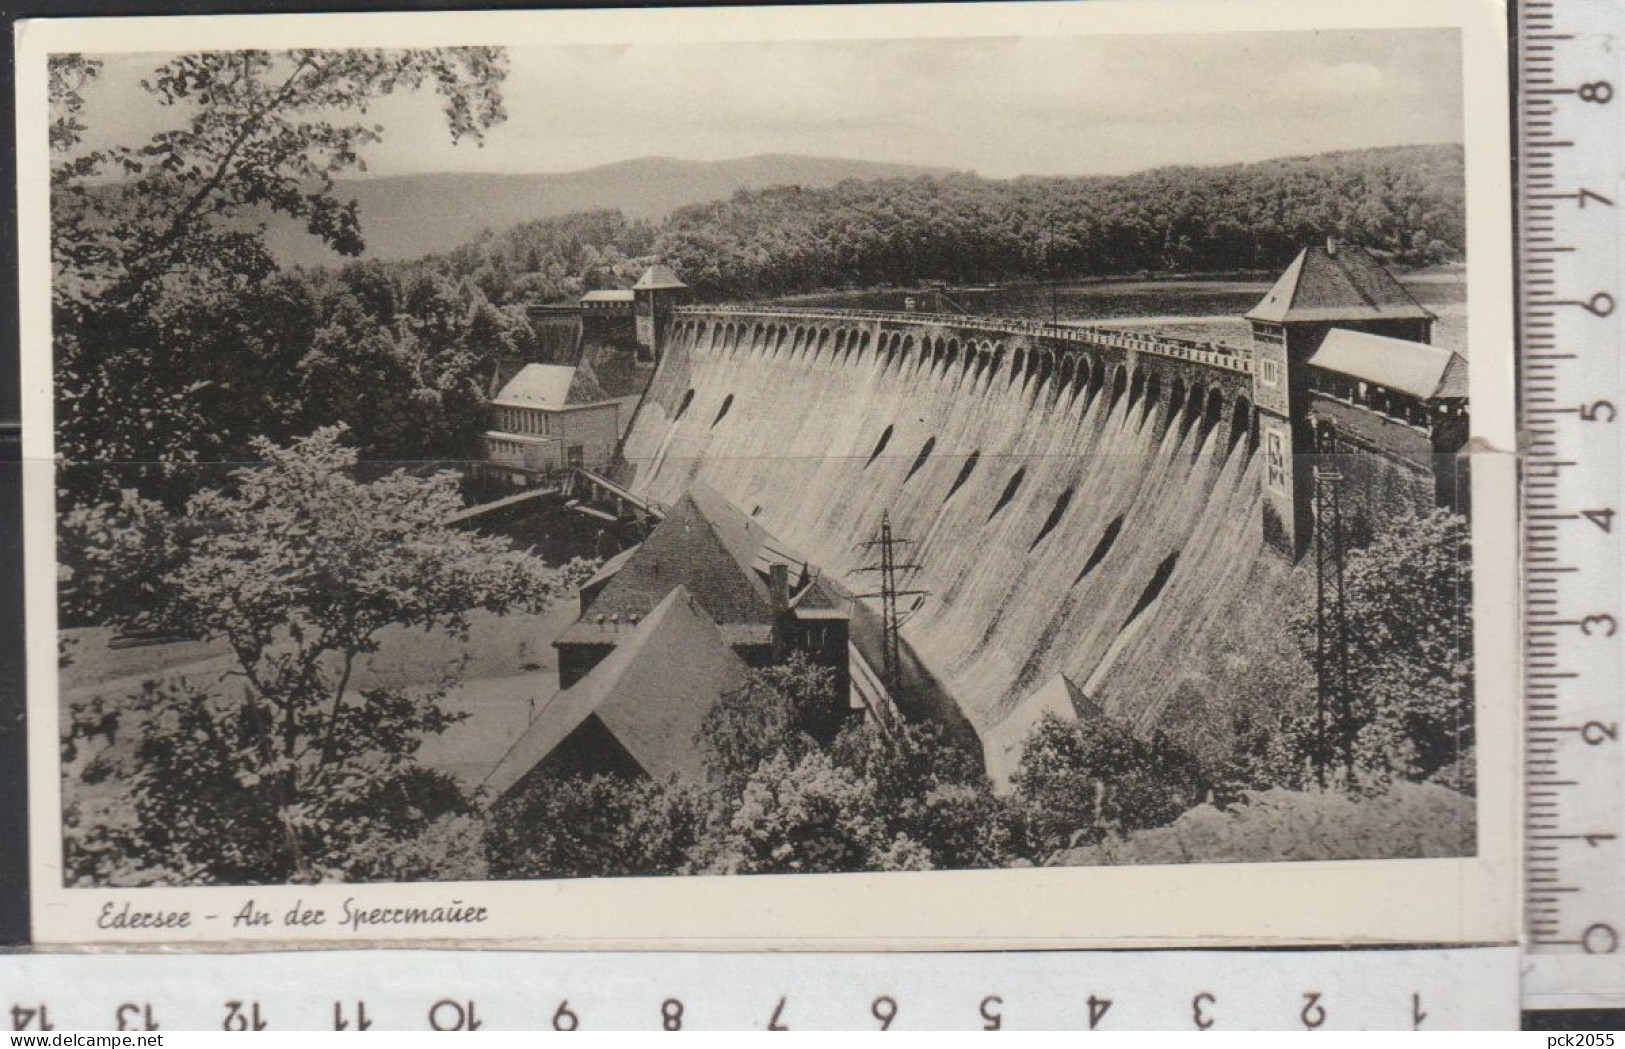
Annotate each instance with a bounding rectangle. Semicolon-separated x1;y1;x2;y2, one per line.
63;427;594;884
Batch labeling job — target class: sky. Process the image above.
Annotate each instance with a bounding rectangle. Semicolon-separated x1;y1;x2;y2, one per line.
75;29;1462;180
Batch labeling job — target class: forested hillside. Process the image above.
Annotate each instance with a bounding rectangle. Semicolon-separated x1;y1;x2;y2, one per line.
434;144;1464;303
263;154;953;266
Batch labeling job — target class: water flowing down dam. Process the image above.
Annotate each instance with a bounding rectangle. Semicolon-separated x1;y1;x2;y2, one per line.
616;307;1299;778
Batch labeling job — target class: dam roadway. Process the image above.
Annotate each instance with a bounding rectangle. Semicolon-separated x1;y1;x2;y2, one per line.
616;305;1295;782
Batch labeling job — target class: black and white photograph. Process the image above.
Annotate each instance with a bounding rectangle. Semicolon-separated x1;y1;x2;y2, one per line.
19;1;1519;948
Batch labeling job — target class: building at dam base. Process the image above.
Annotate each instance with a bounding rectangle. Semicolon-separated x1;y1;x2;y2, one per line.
481;481;867;799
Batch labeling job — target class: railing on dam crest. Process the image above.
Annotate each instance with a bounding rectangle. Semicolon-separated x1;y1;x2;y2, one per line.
673;304;1253;374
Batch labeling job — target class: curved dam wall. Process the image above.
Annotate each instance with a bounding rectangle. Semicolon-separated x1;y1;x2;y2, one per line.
618;308;1297;770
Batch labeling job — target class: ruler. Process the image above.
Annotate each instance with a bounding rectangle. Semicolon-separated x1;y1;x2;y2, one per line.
0;949;1519;1031
1519;0;1625;1012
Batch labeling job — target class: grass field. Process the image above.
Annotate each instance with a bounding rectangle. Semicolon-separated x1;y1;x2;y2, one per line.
60;596;584;811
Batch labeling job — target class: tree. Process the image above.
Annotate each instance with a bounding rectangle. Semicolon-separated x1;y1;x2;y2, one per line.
62;427;586;884
693;750;932;875
49;48;508;506
52;48;507;298
485;774;707;880
1290;509;1473;787
696;660;1026;871
695;655;838;795
830;719;1026;869
1057;781;1475;866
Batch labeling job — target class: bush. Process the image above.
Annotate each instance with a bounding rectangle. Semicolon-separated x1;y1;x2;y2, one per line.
346;815;490;882
1053;781;1474;866
830;719;1026;868
696;655;838;796
486;773;707;879
1012;713;1207;859
693;751;926;875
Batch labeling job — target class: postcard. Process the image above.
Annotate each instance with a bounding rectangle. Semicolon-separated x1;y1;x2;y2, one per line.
16;0;1519;948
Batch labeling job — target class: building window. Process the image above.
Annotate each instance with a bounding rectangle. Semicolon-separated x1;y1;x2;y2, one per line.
1253;324;1285;347
568;444;585;468
1260;358;1281;386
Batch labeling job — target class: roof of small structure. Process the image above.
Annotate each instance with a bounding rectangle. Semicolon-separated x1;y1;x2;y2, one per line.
981;673;1102;792
483;586;749;795
581;289;634;303
1308;328;1470;401
491;363;610;410
1246;244;1435;324
557;481;843;648
633;264;687;291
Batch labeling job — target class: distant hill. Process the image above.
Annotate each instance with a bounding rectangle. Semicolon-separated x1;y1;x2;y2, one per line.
264;154;956;266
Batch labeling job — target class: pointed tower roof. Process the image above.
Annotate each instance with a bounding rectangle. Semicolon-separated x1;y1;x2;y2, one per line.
1246;242;1435;324
633;264;687;291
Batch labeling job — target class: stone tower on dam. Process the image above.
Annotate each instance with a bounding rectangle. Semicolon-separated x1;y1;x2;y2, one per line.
1246;238;1464;557
612;245;1467;782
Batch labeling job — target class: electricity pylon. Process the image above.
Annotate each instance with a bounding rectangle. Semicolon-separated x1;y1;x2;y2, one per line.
1312;461;1355;789
853;511;930;703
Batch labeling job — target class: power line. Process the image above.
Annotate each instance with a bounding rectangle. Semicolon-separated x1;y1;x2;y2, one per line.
851;511;929;704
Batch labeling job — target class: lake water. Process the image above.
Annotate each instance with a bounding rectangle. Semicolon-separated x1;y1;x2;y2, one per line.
774;273;1469;354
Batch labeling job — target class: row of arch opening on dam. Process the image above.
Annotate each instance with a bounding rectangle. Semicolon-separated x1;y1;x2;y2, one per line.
623;311;1287;772
662;314;1261;456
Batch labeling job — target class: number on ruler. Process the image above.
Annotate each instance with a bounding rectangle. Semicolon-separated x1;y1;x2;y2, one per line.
1582;508;1615;533
1580;613;1618;636
1583;923;1619;954
1301;992;1326;1030
1583;721;1618;745
1579;81;1613;104
1578;188;1614;208
1570;293;1615;317
1579;399;1616;422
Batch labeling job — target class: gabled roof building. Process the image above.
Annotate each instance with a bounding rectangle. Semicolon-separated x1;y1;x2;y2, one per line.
483;585;751;796
485;483;854;798
482;362;630;486
556;481;848;691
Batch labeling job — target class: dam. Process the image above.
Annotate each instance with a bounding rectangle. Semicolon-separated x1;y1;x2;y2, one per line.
613;305;1281;773
601;243;1470;781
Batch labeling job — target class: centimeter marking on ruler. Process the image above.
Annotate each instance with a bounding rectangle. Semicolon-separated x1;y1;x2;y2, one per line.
1518;0;1625;1010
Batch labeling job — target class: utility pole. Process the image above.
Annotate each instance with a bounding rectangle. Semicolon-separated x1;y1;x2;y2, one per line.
1049;250;1059;326
852;511;930;703
1312;461;1355;790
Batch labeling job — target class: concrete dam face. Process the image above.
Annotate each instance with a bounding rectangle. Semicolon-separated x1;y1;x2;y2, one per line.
618;309;1296;770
